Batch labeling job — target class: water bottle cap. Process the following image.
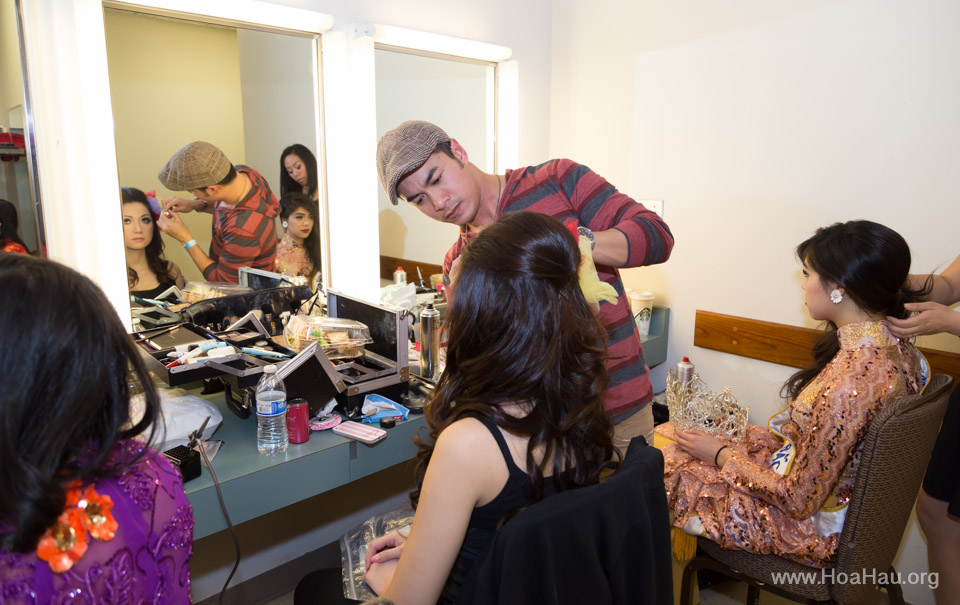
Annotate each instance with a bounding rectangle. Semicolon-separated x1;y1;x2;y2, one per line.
264;364;277;373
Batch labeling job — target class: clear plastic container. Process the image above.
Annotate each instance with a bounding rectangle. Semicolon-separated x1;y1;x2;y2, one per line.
283;315;373;359
256;365;288;455
181;281;253;304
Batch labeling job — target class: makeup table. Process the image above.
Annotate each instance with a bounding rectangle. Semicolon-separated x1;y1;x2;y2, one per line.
181;386;426;539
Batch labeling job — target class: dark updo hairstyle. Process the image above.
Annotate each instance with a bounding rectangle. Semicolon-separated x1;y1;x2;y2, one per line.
279;144;319;199
279;192;322;284
0;255;162;552
411;211;618;511
121;187;177;289
0;198;28;251
782;220;929;399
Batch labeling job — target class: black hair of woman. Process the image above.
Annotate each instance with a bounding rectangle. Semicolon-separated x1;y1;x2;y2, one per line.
0;254;162;552
0;198;29;250
279;144;319;199
279;192;322;283
782;219;931;399
412;211;618;509
121;186;178;288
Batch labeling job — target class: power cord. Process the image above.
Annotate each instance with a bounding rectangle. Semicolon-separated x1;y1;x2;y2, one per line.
187;417;242;605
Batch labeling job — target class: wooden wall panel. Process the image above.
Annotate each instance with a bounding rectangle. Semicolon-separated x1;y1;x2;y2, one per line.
694;310;960;384
379;255;443;284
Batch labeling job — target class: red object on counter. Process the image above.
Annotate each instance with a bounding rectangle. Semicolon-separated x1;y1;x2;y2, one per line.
287;398;310;444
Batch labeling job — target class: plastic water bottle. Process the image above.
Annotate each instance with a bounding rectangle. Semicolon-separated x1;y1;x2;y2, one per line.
256;364;288;455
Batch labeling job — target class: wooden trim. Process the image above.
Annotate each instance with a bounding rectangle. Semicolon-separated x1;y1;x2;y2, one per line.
694;310;960;384
379;254;444;284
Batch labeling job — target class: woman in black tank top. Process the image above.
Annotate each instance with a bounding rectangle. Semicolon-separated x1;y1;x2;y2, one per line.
363;212;621;604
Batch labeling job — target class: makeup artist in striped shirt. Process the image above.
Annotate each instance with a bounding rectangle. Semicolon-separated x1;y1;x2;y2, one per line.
156;141;279;285
377;121;674;448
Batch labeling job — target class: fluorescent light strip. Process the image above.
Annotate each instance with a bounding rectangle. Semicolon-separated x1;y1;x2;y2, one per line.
104;0;333;33
373;24;512;62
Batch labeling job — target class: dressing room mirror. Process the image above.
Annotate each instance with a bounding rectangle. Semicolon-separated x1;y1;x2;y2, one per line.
103;6;323;292
375;46;496;283
0;0;44;255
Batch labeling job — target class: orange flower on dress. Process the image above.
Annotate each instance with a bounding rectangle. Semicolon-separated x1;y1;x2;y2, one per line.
35;482;117;573
76;485;117;540
36;507;88;573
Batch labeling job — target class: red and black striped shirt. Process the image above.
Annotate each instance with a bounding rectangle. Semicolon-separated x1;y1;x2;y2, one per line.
204;166;280;284
443;159;674;417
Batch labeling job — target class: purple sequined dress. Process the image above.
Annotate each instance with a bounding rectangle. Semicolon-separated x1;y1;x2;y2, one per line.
0;440;194;603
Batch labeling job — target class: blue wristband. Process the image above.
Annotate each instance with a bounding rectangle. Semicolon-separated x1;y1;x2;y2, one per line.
183;239;197;251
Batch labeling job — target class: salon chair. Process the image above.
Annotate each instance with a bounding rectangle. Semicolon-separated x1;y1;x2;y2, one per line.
679;373;954;605
455;436;673;605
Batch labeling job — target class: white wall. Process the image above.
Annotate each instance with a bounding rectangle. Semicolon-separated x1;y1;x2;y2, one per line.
551;1;960;603
237;28;317;198
375;48;493;265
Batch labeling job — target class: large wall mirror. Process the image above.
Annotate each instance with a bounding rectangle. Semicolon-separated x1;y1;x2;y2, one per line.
375;46;496;282
103;5;324;289
0;0;43;255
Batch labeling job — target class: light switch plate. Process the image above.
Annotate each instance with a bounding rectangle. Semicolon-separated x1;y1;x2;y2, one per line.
639;199;663;218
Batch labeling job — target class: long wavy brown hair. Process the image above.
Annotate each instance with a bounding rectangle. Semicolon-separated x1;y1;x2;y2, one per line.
410;212;619;510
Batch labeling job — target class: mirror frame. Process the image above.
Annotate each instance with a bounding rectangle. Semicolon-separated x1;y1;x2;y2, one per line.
16;0;332;328
11;0;45;254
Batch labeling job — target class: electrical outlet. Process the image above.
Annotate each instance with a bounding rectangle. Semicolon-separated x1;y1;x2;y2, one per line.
640;199;663;218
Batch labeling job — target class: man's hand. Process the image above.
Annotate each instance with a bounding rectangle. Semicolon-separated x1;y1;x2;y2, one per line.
444;256;463;306
161;196;204;214
887;301;960;339
157;210;194;245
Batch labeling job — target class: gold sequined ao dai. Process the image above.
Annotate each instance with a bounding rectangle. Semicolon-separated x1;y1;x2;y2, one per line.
658;321;923;567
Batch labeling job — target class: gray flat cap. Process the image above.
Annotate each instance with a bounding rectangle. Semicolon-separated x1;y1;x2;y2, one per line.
376;121;451;205
158;141;232;191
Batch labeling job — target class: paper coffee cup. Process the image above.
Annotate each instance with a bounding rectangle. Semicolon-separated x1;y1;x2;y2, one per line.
628;290;655;337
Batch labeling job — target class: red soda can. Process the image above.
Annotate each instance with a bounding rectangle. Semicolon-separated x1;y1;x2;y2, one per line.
287;398;310;444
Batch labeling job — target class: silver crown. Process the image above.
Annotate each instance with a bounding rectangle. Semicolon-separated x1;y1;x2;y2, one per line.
665;369;749;443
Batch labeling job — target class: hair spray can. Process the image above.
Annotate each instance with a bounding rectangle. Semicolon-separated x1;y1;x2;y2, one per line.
420;304;440;381
677;356;695;387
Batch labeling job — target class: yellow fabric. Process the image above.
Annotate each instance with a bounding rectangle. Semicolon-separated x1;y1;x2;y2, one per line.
672;527;697;562
576;235;618;306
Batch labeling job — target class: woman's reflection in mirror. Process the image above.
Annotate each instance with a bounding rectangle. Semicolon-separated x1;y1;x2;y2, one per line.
280;144;319;202
122;187;185;299
276;192;321;288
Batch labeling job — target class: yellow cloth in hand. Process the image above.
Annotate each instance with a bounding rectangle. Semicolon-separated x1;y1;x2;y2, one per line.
576;235;618;307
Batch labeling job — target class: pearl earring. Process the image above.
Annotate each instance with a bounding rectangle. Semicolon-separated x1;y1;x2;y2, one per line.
282;221;288;229
830;289;843;304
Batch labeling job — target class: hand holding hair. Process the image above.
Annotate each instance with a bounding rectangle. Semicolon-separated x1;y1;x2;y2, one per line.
887;301;960;339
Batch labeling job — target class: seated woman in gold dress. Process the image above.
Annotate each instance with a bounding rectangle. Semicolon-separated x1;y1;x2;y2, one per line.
659;220;928;567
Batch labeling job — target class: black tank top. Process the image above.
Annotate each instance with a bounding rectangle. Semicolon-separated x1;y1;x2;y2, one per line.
440;418;568;604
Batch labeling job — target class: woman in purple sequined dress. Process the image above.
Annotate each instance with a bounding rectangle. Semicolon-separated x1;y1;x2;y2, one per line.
0;254;194;602
658;221;928;567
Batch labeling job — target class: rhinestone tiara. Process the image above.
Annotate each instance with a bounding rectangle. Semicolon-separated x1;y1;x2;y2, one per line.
665;369;749;443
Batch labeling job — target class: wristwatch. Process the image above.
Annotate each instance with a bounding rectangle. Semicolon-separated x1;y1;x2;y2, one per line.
577;225;596;250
